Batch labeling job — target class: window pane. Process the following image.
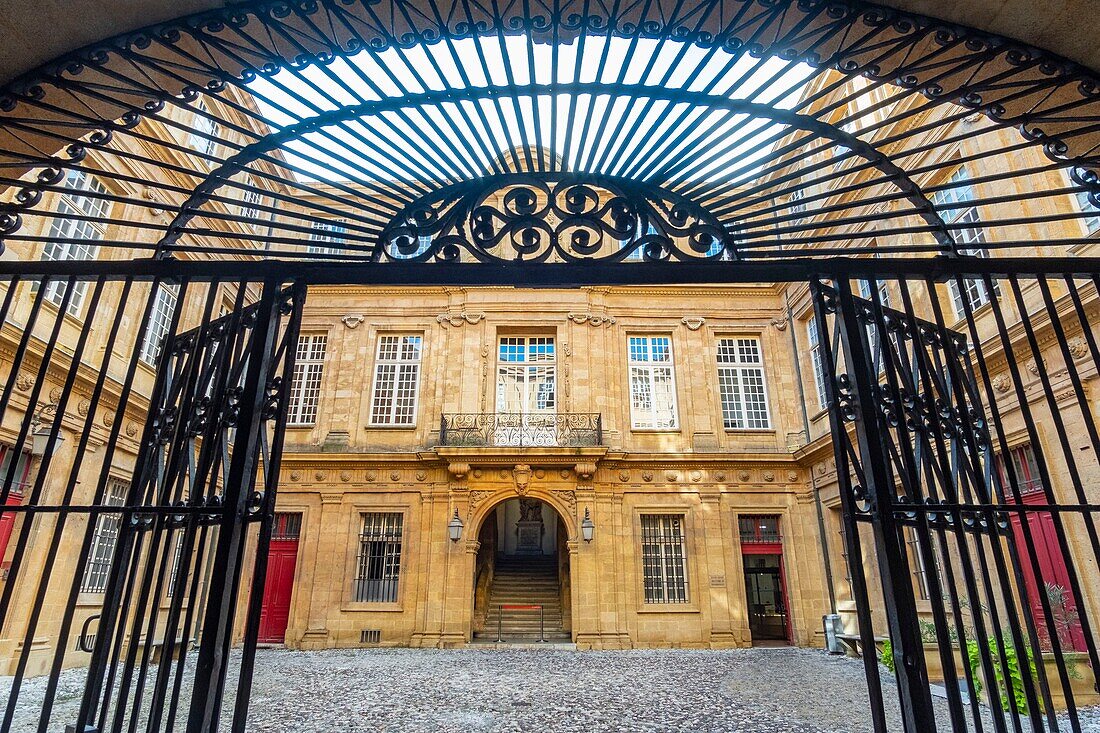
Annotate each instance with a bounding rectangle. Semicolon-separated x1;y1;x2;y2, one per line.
371;335;422;425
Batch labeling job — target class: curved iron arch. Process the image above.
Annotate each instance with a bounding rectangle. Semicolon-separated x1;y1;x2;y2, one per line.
159;82;955;257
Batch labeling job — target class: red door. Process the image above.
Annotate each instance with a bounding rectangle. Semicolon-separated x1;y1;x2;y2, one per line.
1000;445;1085;651
258;513;301;644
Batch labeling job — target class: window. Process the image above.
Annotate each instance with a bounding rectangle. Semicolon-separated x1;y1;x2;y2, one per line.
906;527;938;601
496;337;556;414
41;170;108;316
739;515;781;544
932;166;998;316
81;479;128;593
995;443;1044;498
369;335;422;426
716;337;770;429
354;512;403;603
622;222;657;261
307;220;347;256
386;234;432;259
166;533;186;598
139;282;179;366
287;334;327;425
640;514;689;603
187;99;220;157
1074;189;1100;235
807;317;828;410
788;188;806;227
239;176;263;225
628;336;678;429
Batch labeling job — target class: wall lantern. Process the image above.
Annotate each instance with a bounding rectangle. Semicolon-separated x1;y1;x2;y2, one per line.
30;404;66;458
448;508;464;542
581;507;595;543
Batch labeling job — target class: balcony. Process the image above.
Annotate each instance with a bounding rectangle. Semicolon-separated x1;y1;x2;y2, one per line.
439;413;603;448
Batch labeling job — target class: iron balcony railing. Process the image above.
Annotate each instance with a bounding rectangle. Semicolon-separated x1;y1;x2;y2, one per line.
439;413;603;448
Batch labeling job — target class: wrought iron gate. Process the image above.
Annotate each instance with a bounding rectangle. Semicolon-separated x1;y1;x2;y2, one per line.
0;270;303;732
812;269;1100;732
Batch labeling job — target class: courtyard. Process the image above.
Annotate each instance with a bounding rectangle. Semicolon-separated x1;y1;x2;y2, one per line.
5;647;1099;732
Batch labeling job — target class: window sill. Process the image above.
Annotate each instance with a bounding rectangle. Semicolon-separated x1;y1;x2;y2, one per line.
340;602;404;613
364;424;418;430
637;604;700;614
630;428;681;434
809;407;829;422
723;428;776;435
286;425;316;430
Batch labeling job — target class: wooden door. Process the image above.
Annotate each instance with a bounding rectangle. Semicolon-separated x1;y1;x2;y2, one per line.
258;513;301;644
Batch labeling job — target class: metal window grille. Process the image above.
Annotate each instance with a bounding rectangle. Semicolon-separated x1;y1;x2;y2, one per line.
369;335;422;425
165;533;185;599
187;98;220;157
354;512;403;603
640;514;689;603
0;444;32;496
496;337;556;414
79;479;127;593
307;219;347;256
139;282;180;366
287;334;327;425
716;337;770;430
40;170;108;316
272;512;302;540
359;629;381;645
996;443;1045;497
806;317;828;410
239;176;263;224
738;515;781;544
628;336;678;429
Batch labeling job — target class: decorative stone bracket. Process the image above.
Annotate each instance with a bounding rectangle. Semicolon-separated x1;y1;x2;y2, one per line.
437;312;484;327
680;316;706;331
568;312;615;327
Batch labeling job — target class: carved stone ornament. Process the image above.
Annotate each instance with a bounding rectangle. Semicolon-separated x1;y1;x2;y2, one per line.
714;471;726;482
15;372;32;391
447;462;469;479
690;470;703;482
738;470;751;482
416;470;428;481
437;312;485;327
642;470;654;482
618;470;630;483
574;462;597;480
314;470;327;481
513;464;533;495
49;387;62;403
763;470;775;482
469;490;494;511
340;471;352;483
289;470;302;482
680;317;706;331
665;470;678;482
535;469;545;479
559;469;570;479
787;470;798;482
770;316;788;332
125;421;138;438
390;471;401;482
341;313;365;329
1026;359;1039;376
1068;337;1089;359
991;374;1011;393
554;489;578;518
77;399;90;417
366;471;377;482
568;312;616;327
103;412;115;428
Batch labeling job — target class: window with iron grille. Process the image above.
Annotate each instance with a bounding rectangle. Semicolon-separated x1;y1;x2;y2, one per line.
307;219;347;256
628;336;678;430
239;175;263;225
738;515;781;544
807;317;828;410
139;282;179;366
187;98;220;157
906;526;939;601
370;335;422;425
932;166;999;316
272;512;302;540
716;337;770;429
640;514;689;603
995;443;1044;498
80;479;128;593
166;533;186;598
354;512;403;603
41;169;108;316
287;334;327;426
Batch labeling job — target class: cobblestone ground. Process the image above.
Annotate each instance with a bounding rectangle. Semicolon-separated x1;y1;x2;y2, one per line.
4;647;1100;732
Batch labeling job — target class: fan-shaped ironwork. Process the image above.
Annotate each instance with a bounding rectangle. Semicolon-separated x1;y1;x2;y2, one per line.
0;0;1095;264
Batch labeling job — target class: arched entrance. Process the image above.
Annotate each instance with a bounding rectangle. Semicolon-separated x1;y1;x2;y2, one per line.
472;498;572;642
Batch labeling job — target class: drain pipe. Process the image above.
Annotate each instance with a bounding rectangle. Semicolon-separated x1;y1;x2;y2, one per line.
784;286;837;614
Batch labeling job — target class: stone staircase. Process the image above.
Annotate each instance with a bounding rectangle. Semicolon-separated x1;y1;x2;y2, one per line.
475;554;570;643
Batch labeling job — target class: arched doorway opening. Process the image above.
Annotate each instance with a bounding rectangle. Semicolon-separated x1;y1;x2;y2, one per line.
472;498;572;642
